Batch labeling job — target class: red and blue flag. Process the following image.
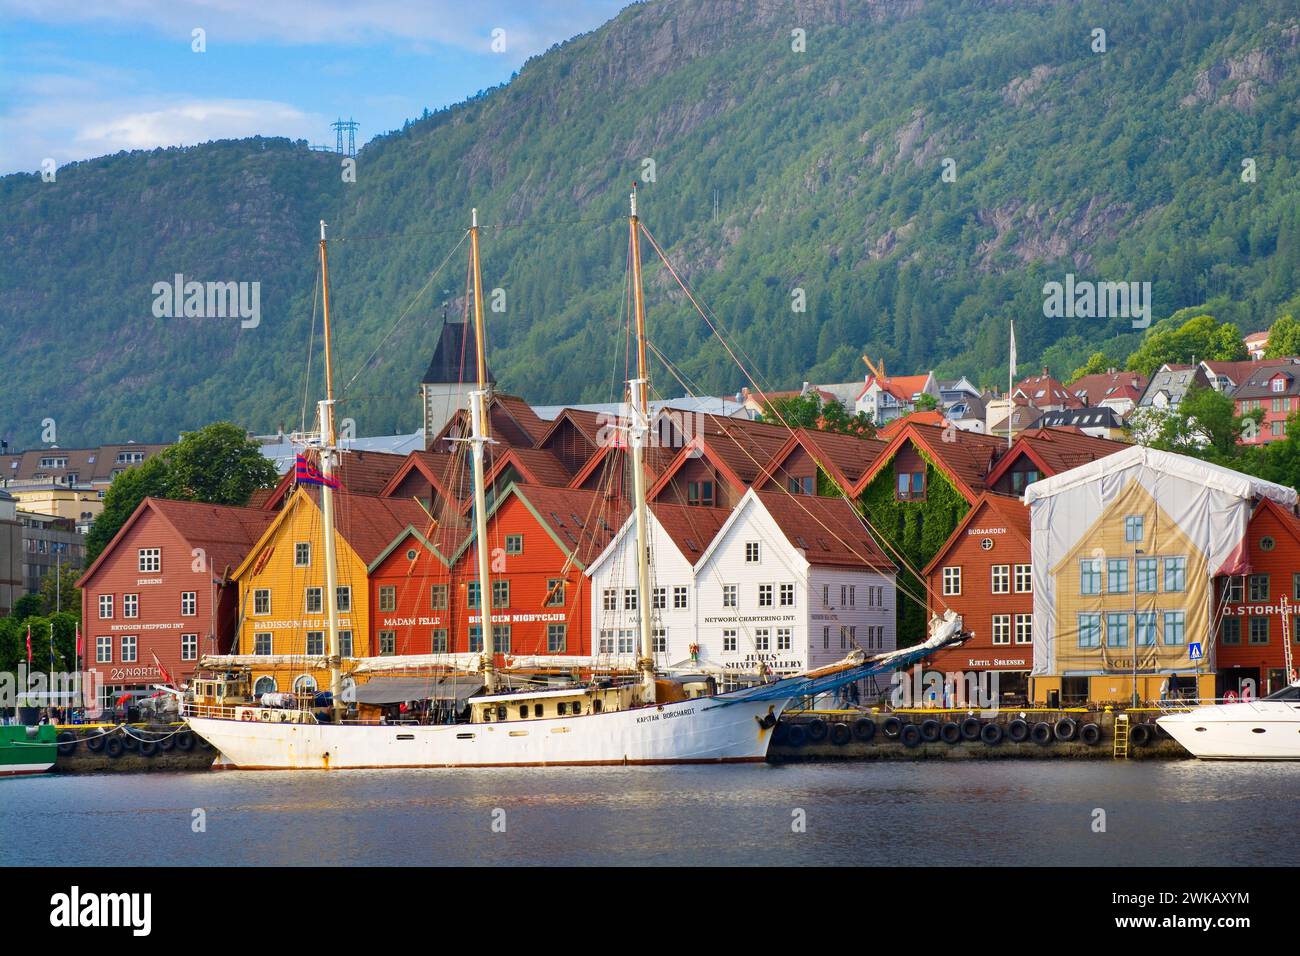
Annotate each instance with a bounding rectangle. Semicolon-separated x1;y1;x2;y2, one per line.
295;453;340;489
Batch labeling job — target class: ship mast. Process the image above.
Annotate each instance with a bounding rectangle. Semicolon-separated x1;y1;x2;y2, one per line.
467;209;497;693
628;188;656;703
318;220;344;722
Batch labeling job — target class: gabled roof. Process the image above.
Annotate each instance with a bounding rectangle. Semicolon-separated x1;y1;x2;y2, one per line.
77;497;275;588
921;491;1030;576
1200;357;1297;388
378;449;469;502
1012;369;1080;408
1232;364;1300;400
0;442;171;484
851;420;1008;502
1023;445;1297;508
757;428;888;493
878;410;948;437
1067;370;1148;406
1138;365;1210;406
261;449;408;510
857;373;933;403
234;487;431;579
457;483;628;570
985;427;1127;487
1038;407;1123;429
484;445;573;489
534;407;609;450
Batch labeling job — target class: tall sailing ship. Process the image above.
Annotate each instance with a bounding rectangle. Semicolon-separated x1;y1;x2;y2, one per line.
183;195;966;769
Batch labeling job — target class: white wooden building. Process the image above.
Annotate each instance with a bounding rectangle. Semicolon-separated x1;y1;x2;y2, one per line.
585;489;897;684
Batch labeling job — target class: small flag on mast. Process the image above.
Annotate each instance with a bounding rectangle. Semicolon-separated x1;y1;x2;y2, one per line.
26;623;32;664
1009;319;1018;378
295;453;340;488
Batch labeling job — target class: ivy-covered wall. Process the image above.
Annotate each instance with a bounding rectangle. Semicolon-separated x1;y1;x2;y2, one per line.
857;457;971;646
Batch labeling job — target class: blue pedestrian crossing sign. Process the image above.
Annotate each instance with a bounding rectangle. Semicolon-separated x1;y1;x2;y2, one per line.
1188;642;1203;661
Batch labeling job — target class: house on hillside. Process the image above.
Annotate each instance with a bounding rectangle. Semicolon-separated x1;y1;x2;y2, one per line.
854;372;941;425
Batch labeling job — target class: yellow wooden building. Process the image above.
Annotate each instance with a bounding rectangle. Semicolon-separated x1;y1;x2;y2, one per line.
229;487;426;695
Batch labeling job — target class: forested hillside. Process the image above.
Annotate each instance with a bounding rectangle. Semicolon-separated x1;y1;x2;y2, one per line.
2;0;1298;445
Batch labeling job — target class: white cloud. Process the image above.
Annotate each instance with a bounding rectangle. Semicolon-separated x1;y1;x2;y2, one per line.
0;0;625;56
77;100;321;152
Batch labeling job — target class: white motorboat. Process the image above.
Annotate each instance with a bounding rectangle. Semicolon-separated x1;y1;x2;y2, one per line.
1156;682;1300;759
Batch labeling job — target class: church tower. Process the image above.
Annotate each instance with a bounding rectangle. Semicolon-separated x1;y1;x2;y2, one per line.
421;310;493;448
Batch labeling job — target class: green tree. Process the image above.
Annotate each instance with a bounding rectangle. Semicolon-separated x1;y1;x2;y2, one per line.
1264;314;1300;359
1134;385;1258;460
1069;351;1111;382
38;563;82;617
85;422;279;563
914;393;939;411
1126;314;1247;377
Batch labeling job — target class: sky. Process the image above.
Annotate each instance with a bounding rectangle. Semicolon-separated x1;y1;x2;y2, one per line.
0;0;630;174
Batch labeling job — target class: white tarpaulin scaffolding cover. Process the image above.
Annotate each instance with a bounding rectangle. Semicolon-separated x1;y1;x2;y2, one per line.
1023;446;1296;678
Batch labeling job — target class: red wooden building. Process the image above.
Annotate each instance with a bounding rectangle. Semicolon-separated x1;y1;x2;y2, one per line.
1215;497;1300;695
76;497;274;710
922;492;1034;698
368;483;627;659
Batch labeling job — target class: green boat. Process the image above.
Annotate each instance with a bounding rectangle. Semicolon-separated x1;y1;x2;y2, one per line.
0;724;57;777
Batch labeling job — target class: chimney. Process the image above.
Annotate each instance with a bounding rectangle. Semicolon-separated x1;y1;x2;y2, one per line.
1042;366;1049;378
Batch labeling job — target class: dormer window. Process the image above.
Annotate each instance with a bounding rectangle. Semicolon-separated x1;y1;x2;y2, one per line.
1272;377;1287;393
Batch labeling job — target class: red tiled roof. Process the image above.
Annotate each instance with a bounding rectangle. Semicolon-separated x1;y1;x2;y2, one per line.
755;491;894;571
488;446;574;488
878;409;948;437
986;426;1128;487
1013;371;1081;408
1067;370;1148;405
510;484;629;567
857;373;931;402
78;497;276;587
650;501;731;561
263;449;408;509
785;428;888;489
853;421;1010;501
296;489;434;565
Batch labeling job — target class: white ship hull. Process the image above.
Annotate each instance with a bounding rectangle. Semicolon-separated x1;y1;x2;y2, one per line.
188;695;787;770
1157;700;1300;760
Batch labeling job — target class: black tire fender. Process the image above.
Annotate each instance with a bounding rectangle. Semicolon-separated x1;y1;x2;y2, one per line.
980;722;1004;745
940;721;962;744
785;723;808;748
174;731;196;752
1031;721;1053;745
882;716;902;738
1130;723;1152;747
56;731;78;756
899;723;923;748
85;733;105;753
806;718;828;742
1006;718;1030;742
1079;723;1102;746
1054;717;1078;742
104;737;124;759
919;718;941;743
852;717;876;741
138;740;158;757
960;717;982;741
830;722;852;746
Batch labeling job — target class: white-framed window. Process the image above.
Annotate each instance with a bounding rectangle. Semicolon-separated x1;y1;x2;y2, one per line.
992;614;1011;645
304;587;322;614
495;625;512;654
652;587;666;610
98;594;113;619
336;586;352;612
254;589;271;615
254;632;272;655
253;676;276;696
1014;564;1032;593
623;588;637;611
181;633;198;661
673;586;688;610
137;548;161;573
1014;614;1032;645
822;584;830;607
779;583;794;607
942;566;961;596
96;635;112;663
294;542;311;567
603;588;617;611
123;593;139;618
822;626;830;649
723;584;737;607
758;584;773;607
505;534;524;555
120;635;137;663
777;627;792;651
1163;557;1186;592
338;630;353;657
1077;613;1101;648
547;624;566;653
1079;559;1102;595
305;631;325;656
1124;515;1143;542
839;625;847;650
181;591;196;616
491;580;510;609
848;585;856;607
991;565;1010;594
652;628;666;653
755;628;770;651
616;629;635;654
723;629;737;652
745;541;760;563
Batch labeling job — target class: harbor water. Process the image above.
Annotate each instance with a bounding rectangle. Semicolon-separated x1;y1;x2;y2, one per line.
3;761;1296;866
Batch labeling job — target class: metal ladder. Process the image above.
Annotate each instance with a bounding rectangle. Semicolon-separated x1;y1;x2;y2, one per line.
1113;714;1129;759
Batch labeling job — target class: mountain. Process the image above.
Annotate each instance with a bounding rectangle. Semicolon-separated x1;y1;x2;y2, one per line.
3;0;1299;446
